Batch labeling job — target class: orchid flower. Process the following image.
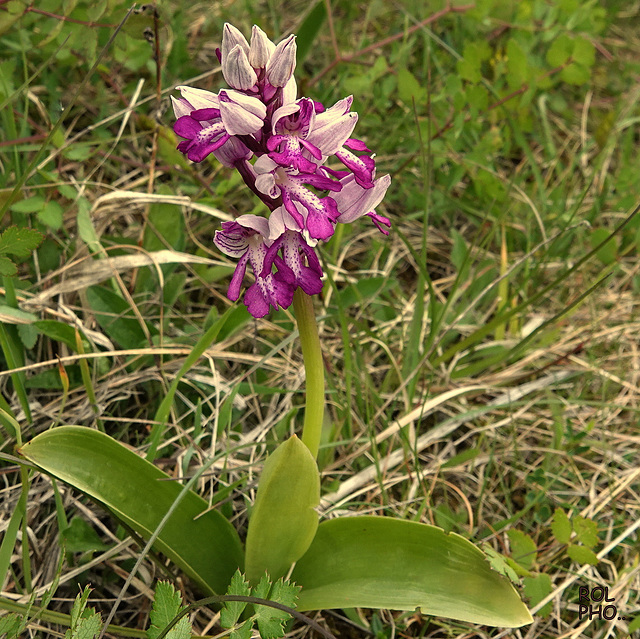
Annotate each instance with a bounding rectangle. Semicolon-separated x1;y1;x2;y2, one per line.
172;23;391;319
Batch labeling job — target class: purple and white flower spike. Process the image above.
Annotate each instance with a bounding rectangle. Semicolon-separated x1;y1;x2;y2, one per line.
173;23;391;318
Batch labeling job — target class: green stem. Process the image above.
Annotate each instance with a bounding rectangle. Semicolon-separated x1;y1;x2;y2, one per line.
292;289;325;460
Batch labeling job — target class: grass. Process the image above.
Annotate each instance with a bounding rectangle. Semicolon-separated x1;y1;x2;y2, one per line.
1;0;640;637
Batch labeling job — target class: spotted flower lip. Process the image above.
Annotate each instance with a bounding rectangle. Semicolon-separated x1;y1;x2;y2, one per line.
267;99;320;173
254;155;341;241
172;22;390;317
214;215;295;318
263;227;323;296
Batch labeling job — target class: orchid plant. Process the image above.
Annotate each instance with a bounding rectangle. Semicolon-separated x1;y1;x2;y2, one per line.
171;22;390;461
19;23;532;634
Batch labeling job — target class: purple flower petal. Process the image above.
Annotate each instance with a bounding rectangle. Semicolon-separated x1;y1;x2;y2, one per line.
266;35;297;87
268;137;318;173
334;173;391;224
367;212;391;235
222;23;250;61
227;252;250;301
289;171;341;192
335;147;376;188
191;108;221;121
244;282;270;317
344;137;371;152
218;90;266;135
171;96;193;119
213;136;252;168
174;116;202;139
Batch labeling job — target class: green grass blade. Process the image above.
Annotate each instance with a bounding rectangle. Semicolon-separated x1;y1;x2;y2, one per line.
0;321;30;425
147;305;240;461
295;1;327;65
0;5;137;219
0;468;28;591
433;203;640;367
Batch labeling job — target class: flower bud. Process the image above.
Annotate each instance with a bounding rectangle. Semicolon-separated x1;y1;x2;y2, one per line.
265;35;297;87
249;25;275;68
223;45;258;90
218;89;267;135
221;22;249;62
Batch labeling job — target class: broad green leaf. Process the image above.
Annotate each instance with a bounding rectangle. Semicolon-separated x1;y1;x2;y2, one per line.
147;581;191;639
220;570;251;629
230;620;253;639
466;84;488;111
86;285;150;348
62;516;110;553
442;447;479;468
245;436;320;584
546;34;572;67
0;612;23;636
17;323;38;349
482;544;520;583
296;0;326;65
77;198;102;253
551;508;572;544
33;320;85;351
20;426;244;595
86;0;107;22
37;200;64;230
522;574;553;618
0;8;21;36
628;614;640;634
567;544;598;566
65;586;102;639
590;227;618;265
268;577;300;612
457;56;481;84
456;42;490;84
292;517;532;628
573;516;598;548
397;67;426;104
506;38;528;89
10;195;46;213
336;276;388;309
507;529;537;570
450;228;468;273
253;575;296;639
561;62;590;86
572;36;595;67
0;256;16;276
0;305;37;324
143;189;186;255
0;226;44;258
